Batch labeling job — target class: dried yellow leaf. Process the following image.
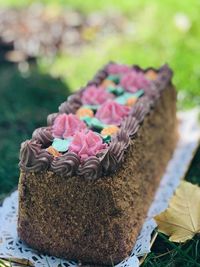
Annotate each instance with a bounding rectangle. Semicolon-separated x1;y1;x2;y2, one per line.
154;181;200;243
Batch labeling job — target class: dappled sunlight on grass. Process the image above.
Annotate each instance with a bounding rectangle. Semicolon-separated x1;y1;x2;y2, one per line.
0;63;70;194
35;0;200;108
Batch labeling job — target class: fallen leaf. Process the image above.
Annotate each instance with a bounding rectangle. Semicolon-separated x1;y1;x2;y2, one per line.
154;181;200;242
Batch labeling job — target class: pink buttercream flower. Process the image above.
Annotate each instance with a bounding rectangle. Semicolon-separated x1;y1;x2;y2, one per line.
82;85;114;105
52;114;87;139
69;130;107;160
120;71;150;93
107;63;131;75
95;100;130;125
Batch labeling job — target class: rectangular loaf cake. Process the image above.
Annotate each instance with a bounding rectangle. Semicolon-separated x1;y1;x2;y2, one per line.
18;63;178;265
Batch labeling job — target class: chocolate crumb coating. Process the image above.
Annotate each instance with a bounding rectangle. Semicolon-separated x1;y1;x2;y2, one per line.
18;82;177;265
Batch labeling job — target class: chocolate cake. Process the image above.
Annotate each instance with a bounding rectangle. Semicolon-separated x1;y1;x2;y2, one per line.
18;62;178;265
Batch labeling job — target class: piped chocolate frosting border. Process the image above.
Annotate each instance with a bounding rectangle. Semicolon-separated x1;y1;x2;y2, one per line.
19;62;173;179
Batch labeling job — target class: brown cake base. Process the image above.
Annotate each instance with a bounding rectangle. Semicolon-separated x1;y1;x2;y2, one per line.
18;84;177;265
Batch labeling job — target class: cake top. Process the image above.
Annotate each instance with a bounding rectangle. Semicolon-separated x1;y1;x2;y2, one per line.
19;62;173;179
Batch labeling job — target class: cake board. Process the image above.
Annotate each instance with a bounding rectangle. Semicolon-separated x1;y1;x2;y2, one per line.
0;109;200;267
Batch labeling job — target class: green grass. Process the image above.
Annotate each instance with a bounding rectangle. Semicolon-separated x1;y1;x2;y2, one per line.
0;63;70;195
142;148;200;266
36;0;200;109
0;0;200;107
0;0;154;13
143;232;200;267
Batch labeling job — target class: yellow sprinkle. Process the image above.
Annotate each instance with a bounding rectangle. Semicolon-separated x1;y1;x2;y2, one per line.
101;79;116;88
145;70;158;80
47;146;61;157
126;97;137;107
101;125;119;136
76;107;94;118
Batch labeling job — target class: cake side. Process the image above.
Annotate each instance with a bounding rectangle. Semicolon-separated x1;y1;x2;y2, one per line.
18;81;177;265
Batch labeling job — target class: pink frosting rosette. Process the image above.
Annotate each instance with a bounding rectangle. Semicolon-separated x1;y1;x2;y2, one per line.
107;63;131;75
95;100;130;125
82;85;114;105
120;70;150;93
52;114;87;139
69;130;107;160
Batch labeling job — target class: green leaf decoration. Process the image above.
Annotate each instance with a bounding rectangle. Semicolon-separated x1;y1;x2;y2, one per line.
102;135;111;143
107;75;120;84
81;116;93;127
115;92;132;105
91;118;106;129
52;138;72;152
133;89;144;98
81;116;106;130
84;104;100;111
115;89;144;105
107;86;124;96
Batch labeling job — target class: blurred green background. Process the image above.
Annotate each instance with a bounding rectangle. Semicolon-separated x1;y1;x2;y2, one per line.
0;0;200;109
0;0;200;266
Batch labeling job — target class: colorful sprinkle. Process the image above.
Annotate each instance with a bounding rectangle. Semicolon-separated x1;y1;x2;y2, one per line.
46;146;62;157
52;138;72;152
101;79;116;88
101;125;119;137
126;97;137;107
76;107;94;119
145;70;158;80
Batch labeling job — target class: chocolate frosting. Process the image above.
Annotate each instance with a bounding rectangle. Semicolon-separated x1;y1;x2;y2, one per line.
32;127;53;147
78;156;102;180
87;65;109;86
20;62;173;179
59;94;82;114
51;152;80;177
121;116;139;137
99;148;118;174
154;64;173;92
47;113;58;126
130;97;151;123
110;130;130;162
99;130;130;175
143;83;160;101
19;140;53;172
